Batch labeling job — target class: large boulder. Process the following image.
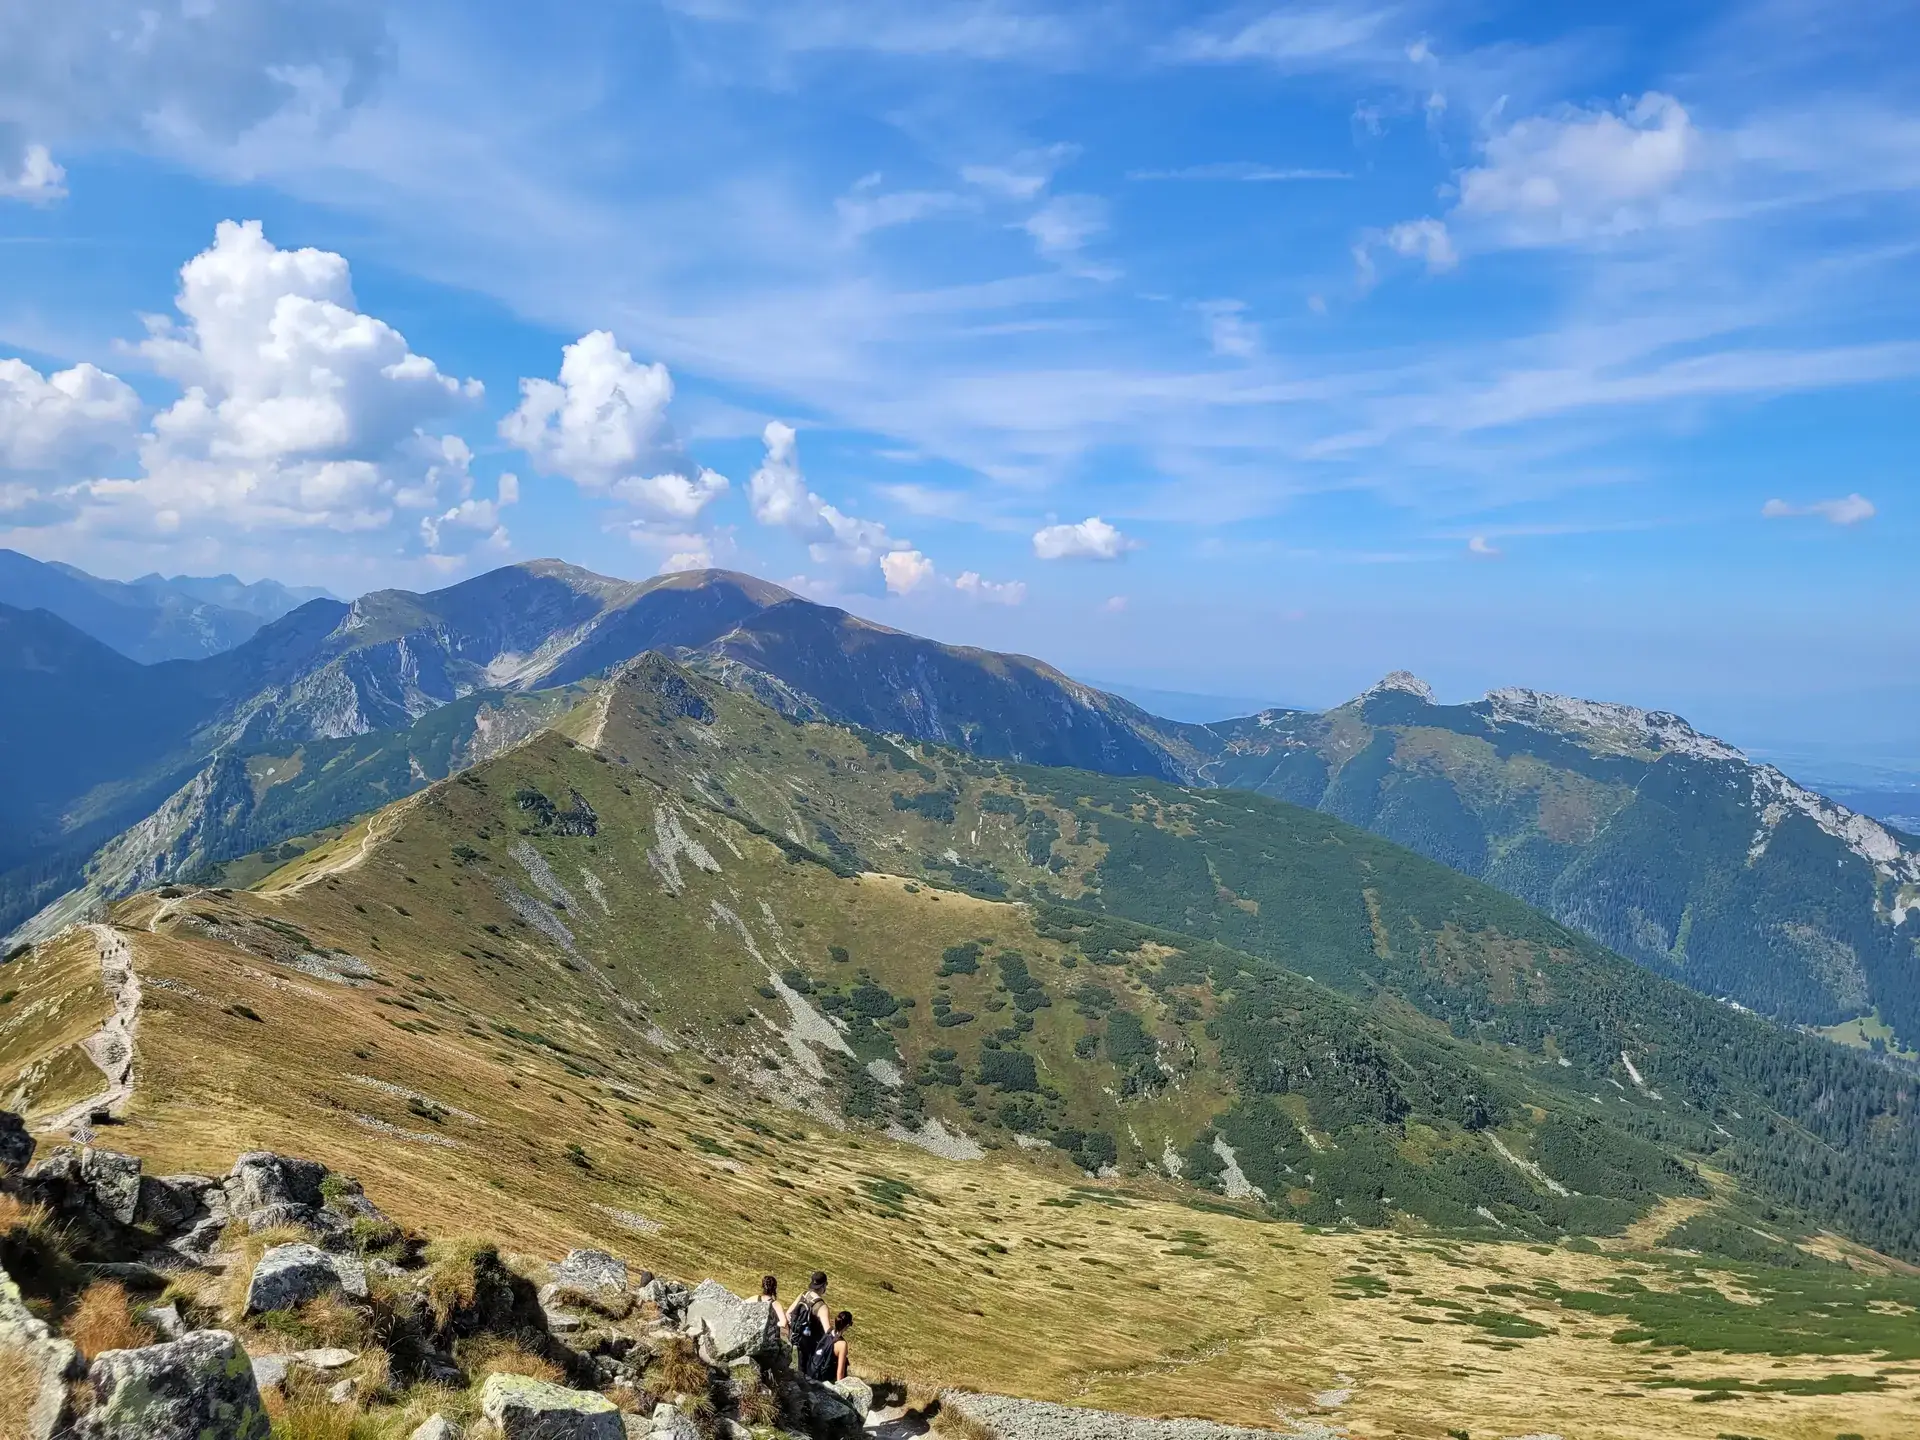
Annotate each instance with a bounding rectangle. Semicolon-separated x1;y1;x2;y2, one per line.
0;1109;34;1175
478;1372;625;1439
0;1257;82;1439
550;1249;631;1316
648;1401;701;1439
685;1279;779;1364
135;1173;221;1233
79;1148;145;1226
19;1146;144;1232
244;1242;368;1314
832;1376;873;1420
71;1329;270;1440
223;1151;341;1234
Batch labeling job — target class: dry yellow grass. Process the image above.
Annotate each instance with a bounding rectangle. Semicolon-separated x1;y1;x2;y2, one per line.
0;1343;46;1440
61;1282;153;1359
1;832;1912;1438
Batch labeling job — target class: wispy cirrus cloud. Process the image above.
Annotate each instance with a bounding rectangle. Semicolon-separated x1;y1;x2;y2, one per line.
1762;493;1877;526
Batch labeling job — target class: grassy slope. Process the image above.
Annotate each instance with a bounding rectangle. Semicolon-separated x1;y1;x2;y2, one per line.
1202;696;1920;1047
567;659;1920;1261
1;660;1917;1437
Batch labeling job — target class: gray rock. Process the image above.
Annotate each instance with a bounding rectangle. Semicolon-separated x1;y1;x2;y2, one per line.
137;1302;186;1340
647;1401;701;1440
253;1345;360;1393
326;1377;356;1404
411;1417;463;1440
244;1242;367;1314
686;1279;779;1364
226;1151;328;1214
833;1376;874;1419
0;1109;34;1175
170;1214;229;1261
479;1372;625;1439
552;1249;631;1315
0;1256;82;1439
81;1261;166;1288
72;1329;271;1440
136;1173;219;1233
937;1392;1326;1440
242;1199;349;1237
806;1382;860;1435
78;1148;144;1226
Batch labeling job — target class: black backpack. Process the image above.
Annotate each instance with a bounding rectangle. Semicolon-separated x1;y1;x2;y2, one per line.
804;1331;840;1383
788;1296;824;1361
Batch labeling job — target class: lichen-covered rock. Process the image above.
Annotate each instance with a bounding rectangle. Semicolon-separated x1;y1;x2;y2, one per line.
244;1242;367;1314
78;1147;144;1225
479;1372;625;1439
71;1329;270;1440
832;1376;873;1419
0;1109;34;1175
410;1414;463;1440
647;1401;701;1439
225;1151;327;1215
686;1279;779;1364
805;1381;861;1437
137;1302;186;1340
0;1256;82;1439
551;1248;632;1316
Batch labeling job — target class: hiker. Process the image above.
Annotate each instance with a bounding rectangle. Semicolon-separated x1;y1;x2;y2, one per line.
787;1269;830;1370
759;1274;790;1340
805;1309;854;1384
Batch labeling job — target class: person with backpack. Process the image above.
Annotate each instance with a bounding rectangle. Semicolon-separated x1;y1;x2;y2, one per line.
759;1274;790;1341
805;1310;854;1384
787;1270;829;1370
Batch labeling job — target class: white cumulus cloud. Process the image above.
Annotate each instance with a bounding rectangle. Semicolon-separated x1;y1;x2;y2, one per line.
37;220;487;557
1458;92;1698;242
0;359;140;472
0;143;65;203
954;571;1027;605
1033;515;1137;561
881;548;936;595
502;331;727;523
1762;494;1876;526
749;420;918;574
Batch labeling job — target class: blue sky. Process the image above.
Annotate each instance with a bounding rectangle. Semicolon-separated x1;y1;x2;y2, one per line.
0;0;1915;756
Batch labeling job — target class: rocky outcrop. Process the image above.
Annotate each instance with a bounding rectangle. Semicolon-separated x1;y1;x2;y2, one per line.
478;1372;624;1439
686;1277;781;1363
0;1133;897;1440
71;1330;270;1440
0;1255;82;1439
0;1110;33;1174
244;1242;368;1314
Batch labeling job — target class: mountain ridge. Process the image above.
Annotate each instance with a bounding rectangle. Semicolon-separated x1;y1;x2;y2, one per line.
6;562;1915;1061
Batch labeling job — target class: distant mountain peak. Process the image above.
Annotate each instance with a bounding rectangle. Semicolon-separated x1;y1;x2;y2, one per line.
1483;687;1748;765
1360;670;1436;703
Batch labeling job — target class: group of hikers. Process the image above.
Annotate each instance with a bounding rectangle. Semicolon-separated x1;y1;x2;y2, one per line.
758;1270;854;1384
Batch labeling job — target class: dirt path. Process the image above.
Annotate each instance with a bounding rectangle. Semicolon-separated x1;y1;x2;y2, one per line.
41;924;143;1135
263;796;419;895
